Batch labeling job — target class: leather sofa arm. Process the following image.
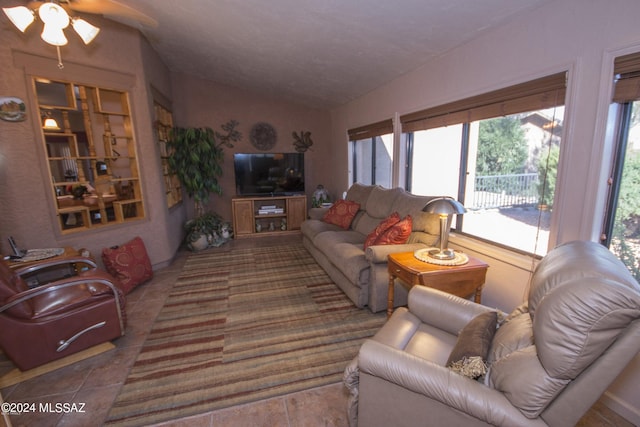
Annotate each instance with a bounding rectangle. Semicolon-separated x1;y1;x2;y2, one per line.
365;243;427;263
358;340;535;426
0;270;125;332
407;286;498;334
13;255;97;276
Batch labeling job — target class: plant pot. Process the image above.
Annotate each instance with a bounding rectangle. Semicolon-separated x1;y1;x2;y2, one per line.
188;233;209;251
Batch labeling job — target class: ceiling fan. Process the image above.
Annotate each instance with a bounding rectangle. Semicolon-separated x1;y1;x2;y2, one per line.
26;0;158;28
4;0;157;67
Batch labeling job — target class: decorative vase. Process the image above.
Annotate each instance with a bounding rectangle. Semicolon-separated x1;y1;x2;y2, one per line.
312;184;330;208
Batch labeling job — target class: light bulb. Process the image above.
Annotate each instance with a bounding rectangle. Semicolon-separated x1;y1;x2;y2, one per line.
43;117;60;130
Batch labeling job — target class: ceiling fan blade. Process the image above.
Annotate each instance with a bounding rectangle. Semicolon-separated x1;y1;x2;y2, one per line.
66;0;158;28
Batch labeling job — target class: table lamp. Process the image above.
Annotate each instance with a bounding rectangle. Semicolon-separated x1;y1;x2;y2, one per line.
422;197;466;260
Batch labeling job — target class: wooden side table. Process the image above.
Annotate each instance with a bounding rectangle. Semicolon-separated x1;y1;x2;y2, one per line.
387;251;489;318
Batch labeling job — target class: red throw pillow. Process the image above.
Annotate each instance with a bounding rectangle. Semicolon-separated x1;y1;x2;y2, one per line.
322;199;361;230
102;236;153;294
364;212;401;250
373;215;413;246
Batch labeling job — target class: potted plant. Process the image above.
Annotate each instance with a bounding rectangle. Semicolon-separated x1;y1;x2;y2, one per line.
167;120;241;250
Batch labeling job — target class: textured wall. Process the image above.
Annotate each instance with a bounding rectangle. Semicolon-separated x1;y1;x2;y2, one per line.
170;72;332;223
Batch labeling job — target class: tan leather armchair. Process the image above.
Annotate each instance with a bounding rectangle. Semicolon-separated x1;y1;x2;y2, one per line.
348;241;640;426
0;255;126;371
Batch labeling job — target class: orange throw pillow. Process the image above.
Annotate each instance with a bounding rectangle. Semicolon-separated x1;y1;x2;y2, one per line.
364;212;401;250
374;215;413;246
322;199;360;229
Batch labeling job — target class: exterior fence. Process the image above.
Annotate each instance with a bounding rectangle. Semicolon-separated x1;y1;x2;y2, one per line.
472;173;539;209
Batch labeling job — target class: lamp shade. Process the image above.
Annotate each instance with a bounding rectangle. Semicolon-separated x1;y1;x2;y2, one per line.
422;197;466;215
3;6;35;32
43;117;60;130
72;18;100;44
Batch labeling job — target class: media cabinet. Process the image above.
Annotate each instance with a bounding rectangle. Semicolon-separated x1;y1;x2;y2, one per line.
232;195;307;238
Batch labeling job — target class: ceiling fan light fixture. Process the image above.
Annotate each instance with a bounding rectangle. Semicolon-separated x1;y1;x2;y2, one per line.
3;5;35;32
72;18;100;44
41;23;68;46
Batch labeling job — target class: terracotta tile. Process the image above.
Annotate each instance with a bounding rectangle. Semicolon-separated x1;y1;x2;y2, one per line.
285;383;350;427
57;384;121;427
151;412;213;427
208;397;289;427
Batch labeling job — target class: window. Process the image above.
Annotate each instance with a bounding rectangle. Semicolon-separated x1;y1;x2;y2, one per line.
402;73;567;256
35;78;145;233
348;119;393;187
602;52;640;281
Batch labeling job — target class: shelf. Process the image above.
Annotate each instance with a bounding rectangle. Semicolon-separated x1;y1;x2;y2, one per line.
35;79;146;234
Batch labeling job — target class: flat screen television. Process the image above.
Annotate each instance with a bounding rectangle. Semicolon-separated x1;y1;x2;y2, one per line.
234;153;305;196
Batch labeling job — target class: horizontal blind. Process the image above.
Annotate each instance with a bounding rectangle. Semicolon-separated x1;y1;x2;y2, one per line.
347;118;393;140
400;72;567;133
613;52;640;103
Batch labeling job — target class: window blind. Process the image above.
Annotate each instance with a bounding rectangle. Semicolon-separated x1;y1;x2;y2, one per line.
400;72;567;133
347;118;393;140
613;51;640;103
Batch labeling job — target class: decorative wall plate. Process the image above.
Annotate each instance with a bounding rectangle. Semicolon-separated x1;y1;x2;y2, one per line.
250;122;277;150
0;97;26;122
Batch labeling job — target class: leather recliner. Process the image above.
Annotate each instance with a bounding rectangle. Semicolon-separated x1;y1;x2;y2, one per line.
0;255;126;371
347;240;640;426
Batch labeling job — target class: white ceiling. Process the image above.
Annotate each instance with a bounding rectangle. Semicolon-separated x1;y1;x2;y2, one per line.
116;0;552;109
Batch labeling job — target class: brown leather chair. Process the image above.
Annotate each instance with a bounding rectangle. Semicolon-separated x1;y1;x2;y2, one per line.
0;255;126;371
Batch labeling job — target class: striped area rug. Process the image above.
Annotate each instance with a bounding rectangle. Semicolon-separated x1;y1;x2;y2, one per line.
105;243;385;426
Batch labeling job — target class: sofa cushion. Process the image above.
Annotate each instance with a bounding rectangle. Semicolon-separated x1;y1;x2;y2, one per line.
322;199;361;230
447;311;498;379
314;231;369;285
365;186;403;219
345;182;375;206
373;215;412;246
301;218;344;241
392;192;440;234
363;212;401;250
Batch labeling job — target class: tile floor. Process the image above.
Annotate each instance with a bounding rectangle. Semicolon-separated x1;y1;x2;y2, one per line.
0;236;634;427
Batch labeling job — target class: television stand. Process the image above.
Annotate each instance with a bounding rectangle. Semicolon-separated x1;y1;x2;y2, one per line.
232;195;307;238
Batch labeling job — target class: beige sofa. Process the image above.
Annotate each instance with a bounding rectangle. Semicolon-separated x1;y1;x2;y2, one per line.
349;240;640;426
301;183;441;313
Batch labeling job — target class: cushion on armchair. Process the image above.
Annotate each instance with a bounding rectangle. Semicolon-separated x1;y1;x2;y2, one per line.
446;311;498;379
102;236;153;294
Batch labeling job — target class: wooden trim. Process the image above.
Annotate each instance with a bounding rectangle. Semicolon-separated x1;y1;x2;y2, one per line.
613;51;640;103
348;118;394;140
